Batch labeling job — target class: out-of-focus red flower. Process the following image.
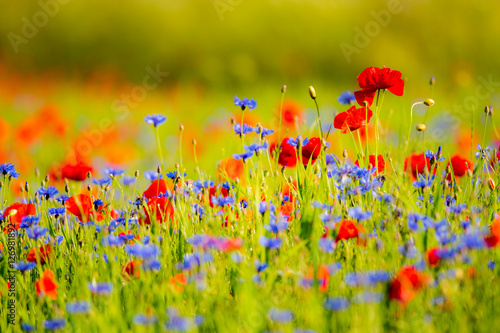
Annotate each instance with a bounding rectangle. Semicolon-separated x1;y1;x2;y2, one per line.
426;247;441;267
447;154;473;180
354;66;405;106
335;219;365;243
219;238;243;252
35;269;58;300
270;138;298;168
169;273;188;292
65;194;118;222
301;137;322;165
143;179;169;199
334;106;373;134
61;162;93;181
122;260;141;279
359;123;375;144
140;196;174;225
218;157;245;182
306;264;330;292
2;202;36;231
388;266;430;305
485;215;500;247
404;153;431;180
27;244;53;265
277;100;304;129
355;154;385;173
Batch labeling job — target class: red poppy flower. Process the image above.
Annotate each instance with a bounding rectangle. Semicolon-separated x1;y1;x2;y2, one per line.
301;137;322;165
335;219;365;243
143;179;169;199
122;260;141;279
65;194;118;222
447;154;473;180
334;106;373;134
404;153;431;180
485;215;500;247
140;196;174;225
354;66;405;106
271;138;298;167
388;266;430;305
27;244;53;265
35;269;58;300
355;154;385;173
2;202;36;230
278;100;304;129
426;247;441;267
218;157;245;182
306;264;330;292
169;273;188;292
61;161;93;181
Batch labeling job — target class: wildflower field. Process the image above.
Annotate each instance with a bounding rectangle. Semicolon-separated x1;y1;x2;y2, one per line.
2;1;500;332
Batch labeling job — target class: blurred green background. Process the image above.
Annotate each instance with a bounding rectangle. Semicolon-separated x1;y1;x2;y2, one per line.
0;0;499;179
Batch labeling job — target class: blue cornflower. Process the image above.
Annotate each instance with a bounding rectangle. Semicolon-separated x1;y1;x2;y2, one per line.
259;201;268;214
20;322;36;331
165;307;204;332
48;207;66;217
0;163;19;178
144;114;167;127
446;203;467;214
56;194;69;204
287;136;309;148
325;154;339;166
337;90;356;105
166;171;186;180
475;144;492;159
101;235;124;247
234;95;257;110
92;178;111;186
398;242;418;259
123;175;135;186
267;308;294;323
37;186;59;199
211;195;235;207
232;150;254;161
125;243;161;260
43;318;66;330
244;142;269;154
133;313;159;326
413;174;434;188
66;301;91;314
20;215;40;228
142;259;161;271
407;213;434;232
45;234;64;245
488;260;496;271
87;282;113;295
144;170;162;181
254;259;269;273
176;252;213;270
264;219;289;234
323;297;350;311
318;238;336;253
230;252;245;263
105;168;124;177
26;226;49;240
345;270;391;287
424;146;445;162
232;123;255;136
259;127;274;137
259;235;282;249
13;261;37;272
348;207;373;221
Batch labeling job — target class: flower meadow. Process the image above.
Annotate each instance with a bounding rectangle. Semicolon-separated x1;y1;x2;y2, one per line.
2;66;500;332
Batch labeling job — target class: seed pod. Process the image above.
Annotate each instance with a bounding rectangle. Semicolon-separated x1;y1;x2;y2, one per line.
308;86;317;99
424;99;435;107
416;123;426;132
489;178;496;191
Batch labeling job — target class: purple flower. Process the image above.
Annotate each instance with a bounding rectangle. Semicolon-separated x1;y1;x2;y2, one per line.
144;114;167;127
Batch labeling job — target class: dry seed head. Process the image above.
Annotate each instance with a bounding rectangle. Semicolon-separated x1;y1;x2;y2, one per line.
424;99;435;107
308;86;317;99
416;123;426;132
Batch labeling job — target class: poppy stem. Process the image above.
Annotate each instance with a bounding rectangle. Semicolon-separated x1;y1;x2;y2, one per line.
314;99;324;139
154;126;165;173
405;101;423;157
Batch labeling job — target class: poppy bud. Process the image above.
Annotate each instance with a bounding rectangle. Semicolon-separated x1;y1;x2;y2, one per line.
343;149;348;158
65;184;70;193
87;171;92;180
321;138;327;148
264;170;269;177
41;180;45;188
416;123;426;132
192;139;197;145
20;183;24;193
109;174;115;180
308;86;317;100
35;167;40;177
157;166;161;174
87;185;92;192
424;99;435;107
135;170;139;178
363;100;369;107
25;182;29;192
489;178;495;191
175;163;180;170
179;124;184;131
282;85;287;93
430;76;435;85
230;117;235;125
